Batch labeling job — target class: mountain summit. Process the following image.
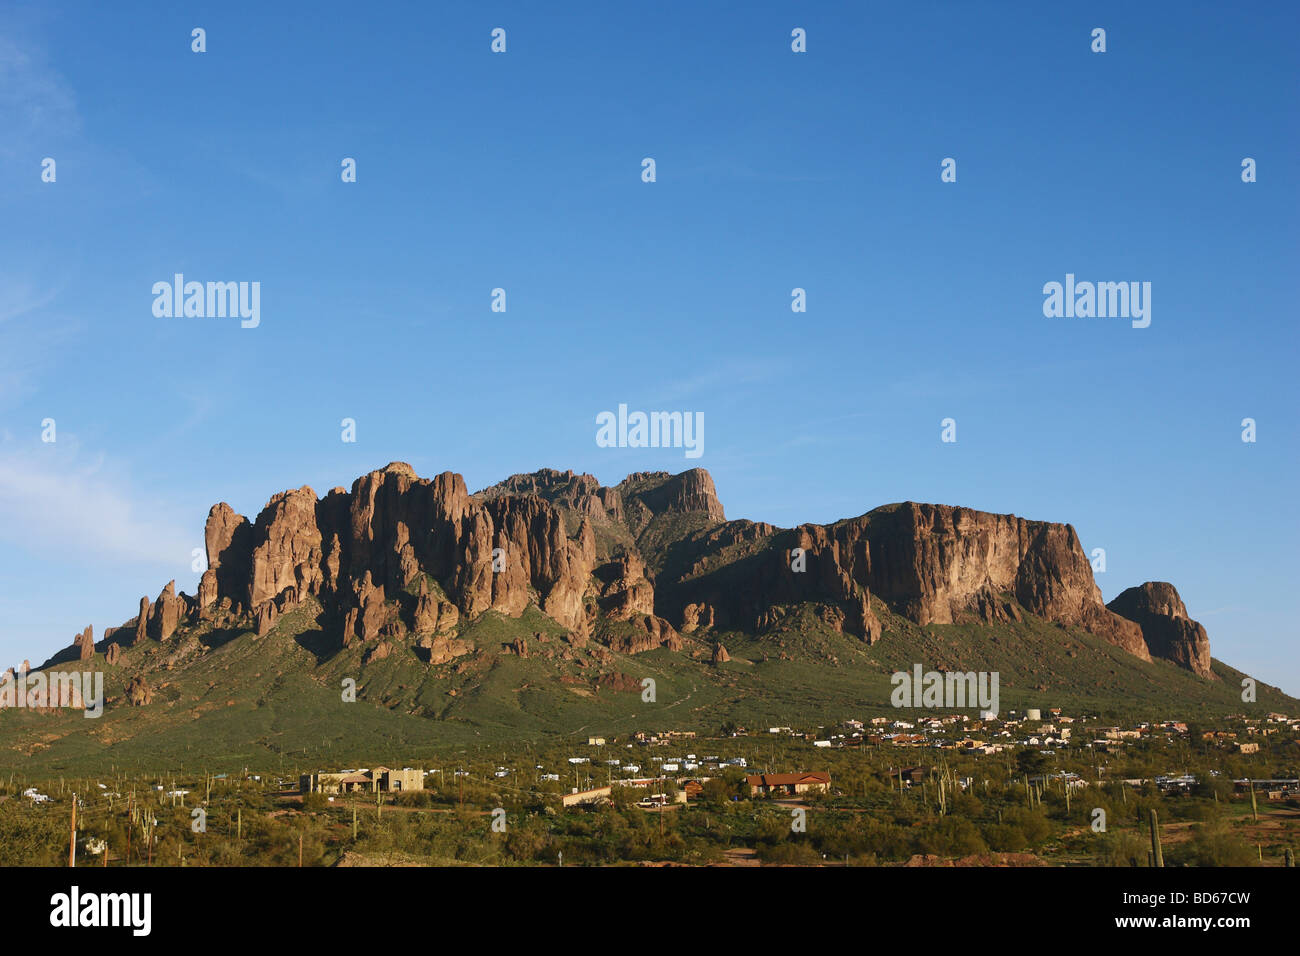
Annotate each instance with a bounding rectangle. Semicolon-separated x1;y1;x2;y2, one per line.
62;463;1211;679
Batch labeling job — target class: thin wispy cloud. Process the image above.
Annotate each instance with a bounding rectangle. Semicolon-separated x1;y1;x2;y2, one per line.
0;30;80;156
650;357;783;405
0;278;77;407
0;435;193;567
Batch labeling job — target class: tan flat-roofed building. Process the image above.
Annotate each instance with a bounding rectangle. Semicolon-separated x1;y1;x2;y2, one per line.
301;766;424;794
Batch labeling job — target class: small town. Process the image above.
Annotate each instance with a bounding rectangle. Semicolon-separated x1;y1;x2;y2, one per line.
6;707;1296;868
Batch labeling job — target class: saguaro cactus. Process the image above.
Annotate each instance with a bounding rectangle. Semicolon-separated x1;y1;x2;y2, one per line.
1149;808;1164;867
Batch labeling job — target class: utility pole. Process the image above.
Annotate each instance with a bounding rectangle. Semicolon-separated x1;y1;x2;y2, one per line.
68;794;77;867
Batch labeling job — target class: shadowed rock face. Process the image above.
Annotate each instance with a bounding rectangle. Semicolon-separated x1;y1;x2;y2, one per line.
651;501;1143;658
203;503;252;610
1107;582;1215;679
90;463;1208;675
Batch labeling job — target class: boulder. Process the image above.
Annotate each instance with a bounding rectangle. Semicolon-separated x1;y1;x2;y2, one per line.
609;614;681;655
124;676;152;706
681;602;714;633
364;640;392;664
255;602;277;637
73;626;94;661
415;633;472;666
597;554;656;621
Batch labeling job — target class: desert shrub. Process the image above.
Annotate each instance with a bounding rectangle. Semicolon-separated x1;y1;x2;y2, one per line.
1095;830;1147;867
756;838;823;865
1168;821;1257;867
984;824;1028;852
394;790;432;808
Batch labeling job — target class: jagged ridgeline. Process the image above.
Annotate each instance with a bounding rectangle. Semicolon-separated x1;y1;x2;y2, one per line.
4;463;1293;771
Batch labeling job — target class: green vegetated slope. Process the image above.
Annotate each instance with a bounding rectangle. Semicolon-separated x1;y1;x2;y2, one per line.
1;593;1292;776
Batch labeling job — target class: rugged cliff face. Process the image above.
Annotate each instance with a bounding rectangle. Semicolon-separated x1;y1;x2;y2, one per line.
645;501;1146;660
195;463;609;648
1107;582;1215;679
66;464;1210;677
858;503;1148;658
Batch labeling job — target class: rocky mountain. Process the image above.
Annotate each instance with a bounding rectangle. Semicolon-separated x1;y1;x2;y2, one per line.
1107;582;1214;678
9;462;1292;773
49;463;1213;680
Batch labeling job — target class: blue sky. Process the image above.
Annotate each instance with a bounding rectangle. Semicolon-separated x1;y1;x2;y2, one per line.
1;1;1296;694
